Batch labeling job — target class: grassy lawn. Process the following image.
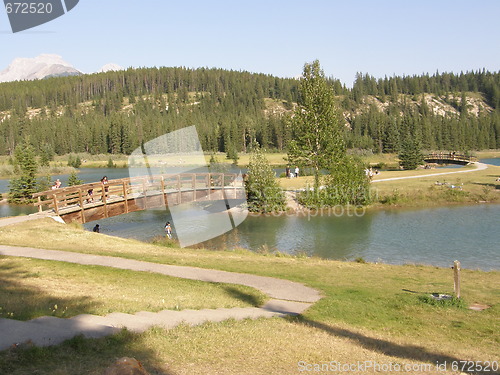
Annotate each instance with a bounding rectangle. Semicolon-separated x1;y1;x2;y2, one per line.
0;219;498;374
0;257;266;321
278;164;500;207
371;164;500;206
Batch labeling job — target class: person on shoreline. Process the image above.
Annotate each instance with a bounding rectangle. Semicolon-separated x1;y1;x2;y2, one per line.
295;166;299;178
93;224;100;233
165;221;172;239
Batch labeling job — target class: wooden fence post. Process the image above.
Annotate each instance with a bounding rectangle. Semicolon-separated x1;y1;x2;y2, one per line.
453;260;461;298
142;178;147;209
52;194;59;216
123;181;129;213
78;189;86;223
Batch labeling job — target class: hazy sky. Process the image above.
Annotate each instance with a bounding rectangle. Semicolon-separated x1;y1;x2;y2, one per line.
1;0;499;86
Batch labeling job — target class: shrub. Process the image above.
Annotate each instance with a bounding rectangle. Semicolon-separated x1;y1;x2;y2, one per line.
245;148;285;213
418;294;466;309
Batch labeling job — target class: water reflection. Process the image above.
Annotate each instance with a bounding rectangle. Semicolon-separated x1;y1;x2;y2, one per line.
0;203;37;217
81;204;499;271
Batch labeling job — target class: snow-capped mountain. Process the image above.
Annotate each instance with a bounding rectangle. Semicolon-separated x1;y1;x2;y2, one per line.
0;54;81;83
99;63;124;73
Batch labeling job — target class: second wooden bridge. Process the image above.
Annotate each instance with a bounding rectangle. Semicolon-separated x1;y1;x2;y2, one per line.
423;152;477;165
32;173;245;224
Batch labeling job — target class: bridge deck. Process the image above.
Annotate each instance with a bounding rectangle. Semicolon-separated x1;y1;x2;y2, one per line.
423;153;477;165
33;173;245;224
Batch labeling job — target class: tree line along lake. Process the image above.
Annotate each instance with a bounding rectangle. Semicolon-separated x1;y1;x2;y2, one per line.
1;159;499;271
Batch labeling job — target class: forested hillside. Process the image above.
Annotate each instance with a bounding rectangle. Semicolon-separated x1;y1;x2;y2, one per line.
0;67;499;156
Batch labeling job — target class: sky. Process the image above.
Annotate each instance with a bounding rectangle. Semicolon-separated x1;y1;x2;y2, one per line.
0;0;499;86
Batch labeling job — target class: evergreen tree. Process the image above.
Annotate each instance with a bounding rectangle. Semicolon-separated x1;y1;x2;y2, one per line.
37;175;52;193
74;155;82;168
68;171;83;186
399;137;424;170
288;60;345;194
39;144;54;167
8;141;38;203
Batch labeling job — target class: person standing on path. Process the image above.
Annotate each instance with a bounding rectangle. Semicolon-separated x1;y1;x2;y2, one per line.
165;221;172;239
295;166;299;178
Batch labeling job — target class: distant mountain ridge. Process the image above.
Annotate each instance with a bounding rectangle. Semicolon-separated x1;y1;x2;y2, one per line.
0;54;123;83
99;63;124;73
0;54;81;82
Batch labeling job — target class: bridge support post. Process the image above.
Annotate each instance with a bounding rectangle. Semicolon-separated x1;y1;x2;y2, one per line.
78;189;86;223
160;176;167;208
142;178;147;209
192;174;197;201
122;181;129;213
52;194;59;216
102;185;108;218
207;173;211;200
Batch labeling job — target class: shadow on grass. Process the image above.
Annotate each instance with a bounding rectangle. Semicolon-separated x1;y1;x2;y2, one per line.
294;317;492;375
0;330;176;375
472;182;500;189
222;286;264;307
0;259;177;373
0;258;98;321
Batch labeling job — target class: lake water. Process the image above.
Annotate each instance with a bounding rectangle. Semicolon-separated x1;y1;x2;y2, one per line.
1;162;499;270
481;158;500;166
79;203;500;271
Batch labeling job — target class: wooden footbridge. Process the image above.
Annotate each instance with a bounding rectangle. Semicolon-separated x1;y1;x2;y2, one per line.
32;173;245;224
423;153;477;165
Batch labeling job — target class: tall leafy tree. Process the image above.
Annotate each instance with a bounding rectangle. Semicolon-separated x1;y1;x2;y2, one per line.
288;60;345;193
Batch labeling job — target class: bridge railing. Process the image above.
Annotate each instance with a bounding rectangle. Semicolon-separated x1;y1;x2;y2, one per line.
32;173;240;215
424;153;477;162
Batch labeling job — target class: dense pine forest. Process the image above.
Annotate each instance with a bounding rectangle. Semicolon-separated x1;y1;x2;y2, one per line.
0;66;499;157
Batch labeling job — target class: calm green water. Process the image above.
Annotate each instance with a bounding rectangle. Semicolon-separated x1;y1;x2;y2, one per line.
481;158;500;166
81;203;500;271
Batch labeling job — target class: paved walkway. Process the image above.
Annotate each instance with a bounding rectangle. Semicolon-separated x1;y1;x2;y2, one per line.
0;246;321;351
0;211;55;228
372;162;488;183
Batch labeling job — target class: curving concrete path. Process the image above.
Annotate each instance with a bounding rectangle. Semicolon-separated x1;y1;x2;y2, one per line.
0;245;321;351
372;162;488;183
